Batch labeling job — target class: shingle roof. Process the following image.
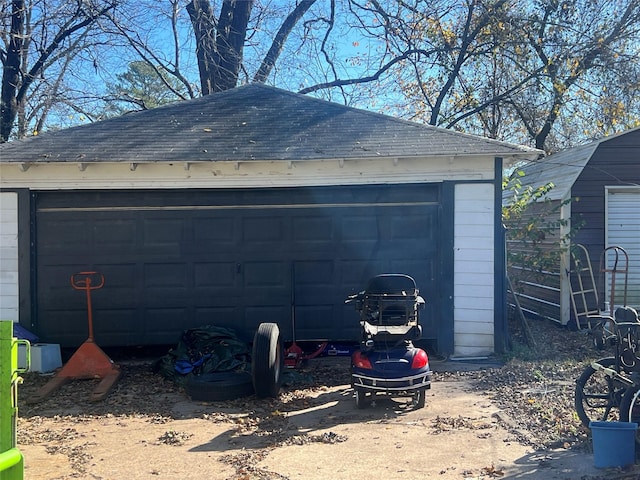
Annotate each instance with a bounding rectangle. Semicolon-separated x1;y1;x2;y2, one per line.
504;126;640;202
505;143;598;202
0;84;540;164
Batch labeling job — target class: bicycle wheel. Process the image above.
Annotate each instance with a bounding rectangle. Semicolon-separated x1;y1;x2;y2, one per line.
618;385;640;443
575;357;625;428
619;385;640;423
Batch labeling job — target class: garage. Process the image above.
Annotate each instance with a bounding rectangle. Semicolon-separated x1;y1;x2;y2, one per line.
34;184;442;347
0;84;540;357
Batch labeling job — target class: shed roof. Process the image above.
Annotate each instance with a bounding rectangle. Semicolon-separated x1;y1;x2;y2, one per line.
0;84;540;164
505;127;640;202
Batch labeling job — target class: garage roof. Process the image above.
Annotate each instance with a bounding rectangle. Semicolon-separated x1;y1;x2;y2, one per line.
0;84;540;164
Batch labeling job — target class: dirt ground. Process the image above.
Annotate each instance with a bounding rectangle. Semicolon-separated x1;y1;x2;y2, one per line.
15;353;637;480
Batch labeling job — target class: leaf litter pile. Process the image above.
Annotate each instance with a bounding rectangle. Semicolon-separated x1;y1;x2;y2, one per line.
15;316;640;479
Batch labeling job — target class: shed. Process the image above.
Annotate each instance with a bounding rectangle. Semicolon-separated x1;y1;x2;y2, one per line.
504;127;640;325
0;84;539;357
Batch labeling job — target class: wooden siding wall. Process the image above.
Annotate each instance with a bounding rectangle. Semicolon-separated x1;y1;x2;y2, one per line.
506;200;564;323
0;192;19;322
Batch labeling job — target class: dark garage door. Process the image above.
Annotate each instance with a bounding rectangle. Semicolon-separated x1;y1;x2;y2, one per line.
33;184;442;347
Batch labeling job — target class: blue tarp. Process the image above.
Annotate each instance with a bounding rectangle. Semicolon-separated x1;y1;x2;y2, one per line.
12;324;39;342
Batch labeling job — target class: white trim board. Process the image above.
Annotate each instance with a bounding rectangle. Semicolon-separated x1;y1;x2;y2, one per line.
0;155;496;190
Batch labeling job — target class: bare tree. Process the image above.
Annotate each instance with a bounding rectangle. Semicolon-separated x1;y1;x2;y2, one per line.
104;0;322;97
186;0;252;94
362;0;640;151
298;0;519;126
5;0;638;152
103;0;197;102
186;0;325;94
0;0;117;141
509;0;640;150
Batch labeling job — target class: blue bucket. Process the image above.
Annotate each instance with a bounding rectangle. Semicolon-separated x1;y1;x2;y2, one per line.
589;421;637;468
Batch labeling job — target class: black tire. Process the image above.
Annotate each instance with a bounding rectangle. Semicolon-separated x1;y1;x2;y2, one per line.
252;323;283;398
575;357;624;428
618;385;640;444
186;371;254;401
411;390;426;409
354;388;369;409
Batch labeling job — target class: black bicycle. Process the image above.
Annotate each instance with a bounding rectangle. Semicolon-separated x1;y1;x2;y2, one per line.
575;306;640;430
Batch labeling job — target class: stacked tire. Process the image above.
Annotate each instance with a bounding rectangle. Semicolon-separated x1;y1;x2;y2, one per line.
185;322;283;401
186;371;254;401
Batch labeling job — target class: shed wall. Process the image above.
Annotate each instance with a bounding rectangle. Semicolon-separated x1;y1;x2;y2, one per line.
507;129;640;326
572;132;640;310
572;133;640;256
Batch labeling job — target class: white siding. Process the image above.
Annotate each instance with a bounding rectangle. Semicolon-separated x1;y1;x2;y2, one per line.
606;188;640;308
454;183;494;357
0;191;19;321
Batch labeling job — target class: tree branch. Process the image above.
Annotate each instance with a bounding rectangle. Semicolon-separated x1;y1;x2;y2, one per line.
253;0;317;83
298;48;436;94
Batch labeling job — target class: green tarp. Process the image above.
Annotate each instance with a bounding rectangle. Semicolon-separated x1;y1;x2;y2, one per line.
155;325;251;385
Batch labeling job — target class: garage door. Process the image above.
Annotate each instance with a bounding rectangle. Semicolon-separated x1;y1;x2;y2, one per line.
34;184;442;347
607;189;640;308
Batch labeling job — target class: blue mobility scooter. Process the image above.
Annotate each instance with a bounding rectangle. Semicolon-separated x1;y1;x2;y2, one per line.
346;274;432;409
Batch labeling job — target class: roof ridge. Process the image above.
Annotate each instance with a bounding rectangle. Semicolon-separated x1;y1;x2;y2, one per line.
1;83;540;163
244;84;542;153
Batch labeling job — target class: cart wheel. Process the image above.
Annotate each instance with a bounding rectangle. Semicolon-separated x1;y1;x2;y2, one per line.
252;323;283;398
354;388;369;409
186;371;254;402
411;390;426;409
575;357;624;427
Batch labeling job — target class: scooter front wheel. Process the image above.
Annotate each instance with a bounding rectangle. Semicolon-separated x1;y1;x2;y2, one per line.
411;390;426;409
354;388;370;409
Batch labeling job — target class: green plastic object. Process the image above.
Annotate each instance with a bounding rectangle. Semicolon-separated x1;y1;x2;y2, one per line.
0;321;28;480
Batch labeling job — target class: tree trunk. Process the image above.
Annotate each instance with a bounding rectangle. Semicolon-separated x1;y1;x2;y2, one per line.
1;0;25;142
187;0;253;95
1;0;116;141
